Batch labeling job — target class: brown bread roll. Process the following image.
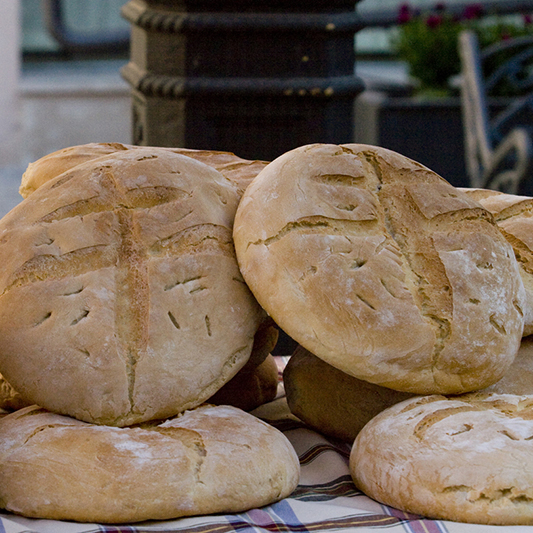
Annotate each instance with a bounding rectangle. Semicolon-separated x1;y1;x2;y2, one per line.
20;142;268;199
461;188;533;336
482;335;533;395
0;373;31;412
209;353;280;411
351;393;533;525
284;337;533;443
0;404;300;523
0;148;264;426
284;346;414;442
19;142;131;198
234;143;525;395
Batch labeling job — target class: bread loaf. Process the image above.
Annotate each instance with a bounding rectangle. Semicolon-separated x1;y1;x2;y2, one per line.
209;353;279;411
0;374;31;412
351;393;533;524
284;346;414;441
234;143;525;395
0;148;264;426
0;404;300;523
19;142;131;198
482;336;533;395
461;188;533;336
20;143;268;198
285;337;533;442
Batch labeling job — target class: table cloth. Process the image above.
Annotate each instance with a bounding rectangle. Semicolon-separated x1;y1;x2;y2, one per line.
1;357;532;533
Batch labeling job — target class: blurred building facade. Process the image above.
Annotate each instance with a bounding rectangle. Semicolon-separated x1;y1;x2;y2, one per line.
0;0;519;168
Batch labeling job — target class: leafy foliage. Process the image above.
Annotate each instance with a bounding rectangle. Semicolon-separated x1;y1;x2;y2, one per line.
394;2;533;96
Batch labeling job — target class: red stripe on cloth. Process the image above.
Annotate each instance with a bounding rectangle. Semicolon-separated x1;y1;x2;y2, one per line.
384;505;449;533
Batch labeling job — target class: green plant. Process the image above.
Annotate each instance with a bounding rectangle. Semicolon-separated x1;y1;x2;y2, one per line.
394;2;533;96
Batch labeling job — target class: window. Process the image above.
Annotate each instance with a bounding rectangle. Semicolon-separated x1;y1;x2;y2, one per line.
22;0;129;58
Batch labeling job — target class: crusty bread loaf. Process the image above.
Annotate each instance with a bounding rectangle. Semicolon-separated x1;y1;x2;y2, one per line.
0;404;300;523
209;353;279;411
0;148;264;426
0;373;31;412
172;147;269;196
288;299;533;443
242;316;279;370
284;346;414;441
20;143;268;198
284;337;533;442
461;188;533;336
351;393;533;524
234;143;526;395
482;336;533;395
19;143;132;198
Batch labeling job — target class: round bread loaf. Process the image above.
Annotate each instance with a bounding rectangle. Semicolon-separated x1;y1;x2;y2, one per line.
20;142;268;198
209;353;280;411
0;373;31;412
351;393;533;524
482;336;533;395
0;148;264;426
19;142;131;198
234;143;526;394
284;346;414;442
461;188;533;336
0;404;300;523
284;337;533;442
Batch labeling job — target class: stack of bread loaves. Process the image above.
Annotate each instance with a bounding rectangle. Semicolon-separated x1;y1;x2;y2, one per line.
232;143;533;525
0;144;299;523
4;140;533;526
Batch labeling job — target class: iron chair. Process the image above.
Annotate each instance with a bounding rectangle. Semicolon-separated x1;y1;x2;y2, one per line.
458;30;533;195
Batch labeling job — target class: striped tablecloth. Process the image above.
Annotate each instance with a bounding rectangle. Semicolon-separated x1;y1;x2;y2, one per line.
1;357;532;533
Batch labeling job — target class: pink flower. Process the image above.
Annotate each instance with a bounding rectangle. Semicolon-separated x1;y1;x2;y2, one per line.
463;3;484;20
398;2;412;24
523;13;533;25
426;14;443;28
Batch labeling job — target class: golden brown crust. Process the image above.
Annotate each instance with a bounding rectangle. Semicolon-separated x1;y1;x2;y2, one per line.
20;143;268;199
482;336;533;395
0;404;300;523
351;393;533;525
0;148;264;426
286;338;533;442
208;353;279;411
461;188;533;336
234;143;525;395
0;374;32;411
19;143;133;198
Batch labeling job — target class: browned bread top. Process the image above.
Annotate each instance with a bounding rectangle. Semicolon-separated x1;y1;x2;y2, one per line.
20;143;268;199
0;404;299;523
461;188;533;335
0;148;264;426
351;393;533;524
234;143;525;395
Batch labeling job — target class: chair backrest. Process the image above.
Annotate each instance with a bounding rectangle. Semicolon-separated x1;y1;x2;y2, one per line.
458;30;492;188
459;30;533;191
481;35;533;97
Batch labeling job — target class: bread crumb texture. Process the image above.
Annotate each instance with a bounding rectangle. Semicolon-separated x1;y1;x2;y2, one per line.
233;143;526;395
0;149;263;426
0;404;299;523
351;393;533;524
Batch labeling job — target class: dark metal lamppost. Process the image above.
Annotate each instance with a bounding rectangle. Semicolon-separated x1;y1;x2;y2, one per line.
120;0;364;162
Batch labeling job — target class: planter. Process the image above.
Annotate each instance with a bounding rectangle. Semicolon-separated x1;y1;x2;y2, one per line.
354;90;468;187
354;90;514;189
